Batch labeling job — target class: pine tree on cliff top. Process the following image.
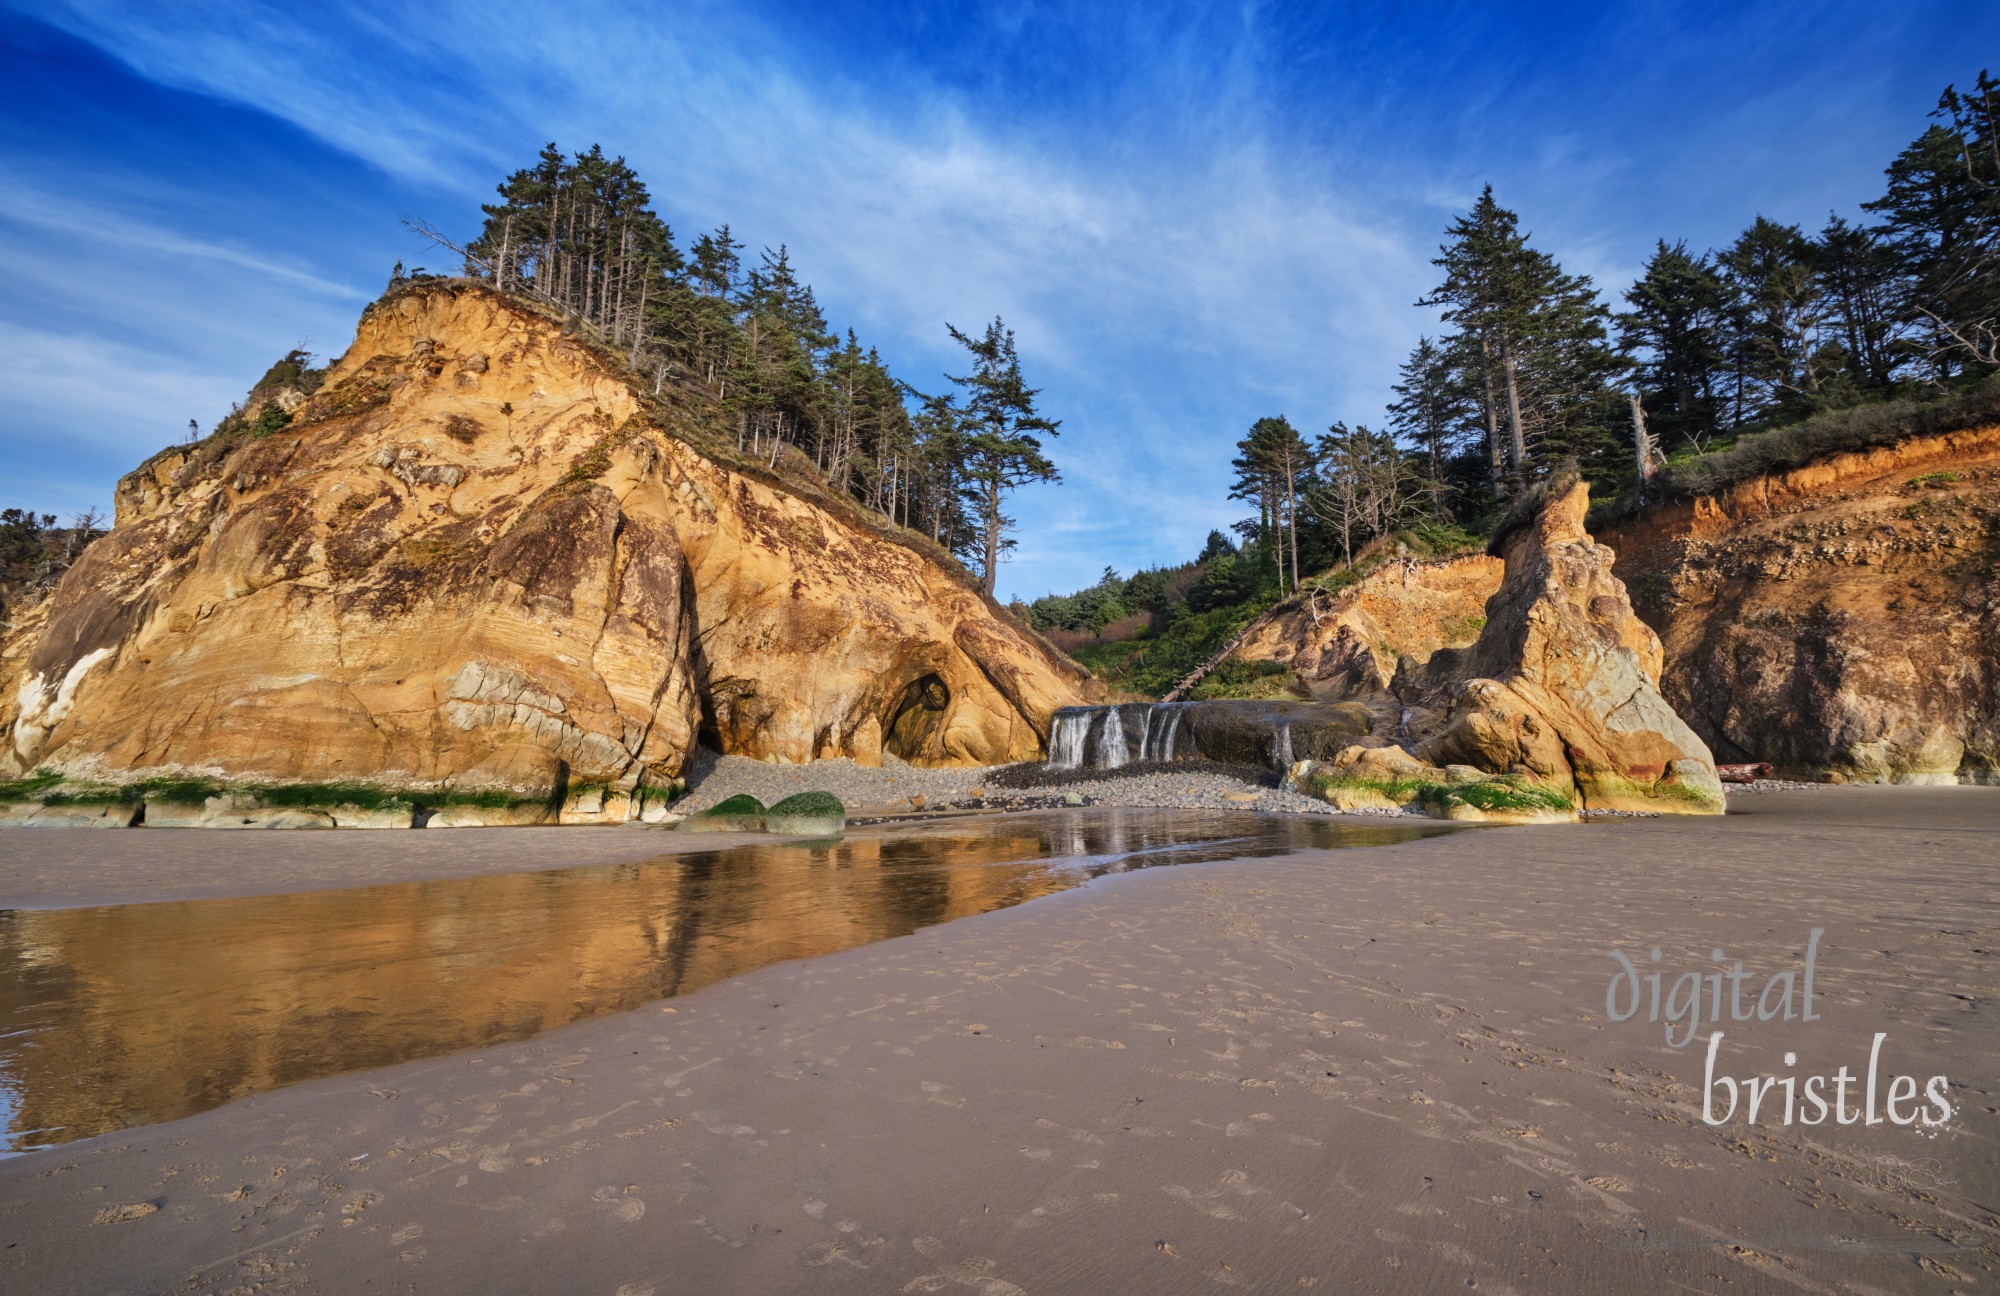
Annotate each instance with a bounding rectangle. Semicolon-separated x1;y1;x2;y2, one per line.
945;317;1060;596
1423;187;1622;498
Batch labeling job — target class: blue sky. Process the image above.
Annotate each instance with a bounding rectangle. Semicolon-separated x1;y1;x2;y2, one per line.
2;1;1992;600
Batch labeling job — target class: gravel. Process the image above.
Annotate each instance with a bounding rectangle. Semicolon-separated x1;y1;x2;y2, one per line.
673;750;991;814
673;750;1383;819
674;753;1827;821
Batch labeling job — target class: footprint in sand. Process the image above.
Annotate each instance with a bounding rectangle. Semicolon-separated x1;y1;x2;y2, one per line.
91;1202;158;1225
920;1081;965;1107
591;1186;646;1222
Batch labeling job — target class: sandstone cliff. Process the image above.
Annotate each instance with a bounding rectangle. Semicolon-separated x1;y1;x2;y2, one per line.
1169;483;1723;818
1388;481;1723;815
0;283;1087;823
1599;425;2000;784
1221;553;1503;701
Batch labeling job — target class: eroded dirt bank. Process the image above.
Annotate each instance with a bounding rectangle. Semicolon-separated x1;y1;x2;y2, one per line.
1600;426;2000;784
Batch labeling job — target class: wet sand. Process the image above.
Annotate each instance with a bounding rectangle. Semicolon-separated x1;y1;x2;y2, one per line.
0;786;1994;1294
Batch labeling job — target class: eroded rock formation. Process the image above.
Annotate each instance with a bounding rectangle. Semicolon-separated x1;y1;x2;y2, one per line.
1390;481;1724;814
1223;553;1503;700
1278;481;1723;818
0;283;1086;822
1599;426;2000;784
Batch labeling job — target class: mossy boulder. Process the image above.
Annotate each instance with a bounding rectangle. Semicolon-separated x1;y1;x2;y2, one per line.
1287;751;1577;824
765;791;846;836
676;793;767;832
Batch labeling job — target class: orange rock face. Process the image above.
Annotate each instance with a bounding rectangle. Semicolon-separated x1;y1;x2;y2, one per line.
1216;483;1723;815
1600;426;2000;784
1225;553;1503;699
1397;482;1724;814
0;284;1085;820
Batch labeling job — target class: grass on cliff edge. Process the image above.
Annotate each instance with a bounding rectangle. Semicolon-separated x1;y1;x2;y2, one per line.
1587;376;2000;526
0;770;543;811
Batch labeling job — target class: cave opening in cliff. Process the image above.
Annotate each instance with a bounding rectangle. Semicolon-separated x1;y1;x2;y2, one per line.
885;673;951;761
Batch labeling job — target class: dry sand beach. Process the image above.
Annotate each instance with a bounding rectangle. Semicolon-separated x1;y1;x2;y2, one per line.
0;786;1993;1295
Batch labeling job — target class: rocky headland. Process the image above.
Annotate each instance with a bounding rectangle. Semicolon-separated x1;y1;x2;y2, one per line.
0;283;1088;825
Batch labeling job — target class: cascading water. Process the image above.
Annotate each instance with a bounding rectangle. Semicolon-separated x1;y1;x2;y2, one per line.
1099;707;1129;770
1046;702;1194;770
1043;699;1368;774
1048;710;1092;770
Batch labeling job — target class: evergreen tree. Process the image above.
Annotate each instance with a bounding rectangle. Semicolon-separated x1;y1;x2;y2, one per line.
1719;217;1829;414
1386;336;1470;519
945;318;1061;595
1813;215;1902;392
1423;187;1623;497
1310;423;1415;564
1619;241;1733;451
415;143;1046;572
1865;76;2000;374
1229;416;1310;594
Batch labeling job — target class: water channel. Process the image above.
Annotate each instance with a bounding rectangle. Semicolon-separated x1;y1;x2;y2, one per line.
0;808;1452;1154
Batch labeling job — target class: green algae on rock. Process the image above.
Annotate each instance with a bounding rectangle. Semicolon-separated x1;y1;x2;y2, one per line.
677;793;767;832
765;791;846;836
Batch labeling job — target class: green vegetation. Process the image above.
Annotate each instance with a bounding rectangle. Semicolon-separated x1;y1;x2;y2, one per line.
1910;469;1964;488
1295;768;1574;817
1624;378;2000;508
1091;69;1998;626
248;402;293;438
677;792;769;833
252;349;326;395
1023;520;1484;699
0;506;107;619
1184;658;1299;702
1435;777;1574;815
0;770;539;811
765;791;847;836
767;791;841;816
1438;612;1486;643
1032;69;1995;697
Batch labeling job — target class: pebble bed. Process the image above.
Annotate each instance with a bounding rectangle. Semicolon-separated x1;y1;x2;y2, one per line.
672;751;989;814
674;754;1826;821
675;751;1387;819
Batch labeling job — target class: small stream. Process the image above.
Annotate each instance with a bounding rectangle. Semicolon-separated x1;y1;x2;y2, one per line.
0;808;1450;1155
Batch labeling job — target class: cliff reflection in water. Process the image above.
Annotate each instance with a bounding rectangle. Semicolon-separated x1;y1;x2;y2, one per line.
0;808;1446;1153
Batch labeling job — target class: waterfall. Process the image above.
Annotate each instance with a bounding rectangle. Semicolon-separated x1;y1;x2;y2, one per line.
1044;700;1352;776
1138;702;1187;762
1046;702;1195;771
1099;707;1129;769
1048;710;1091;770
1159;705;1185;761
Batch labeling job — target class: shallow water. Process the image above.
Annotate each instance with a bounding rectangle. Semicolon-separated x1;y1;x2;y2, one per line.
0;808;1448;1154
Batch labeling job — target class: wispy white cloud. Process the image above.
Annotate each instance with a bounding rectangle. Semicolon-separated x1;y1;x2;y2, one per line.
29;0;1447;594
16;0;1993;596
0;180;370;303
